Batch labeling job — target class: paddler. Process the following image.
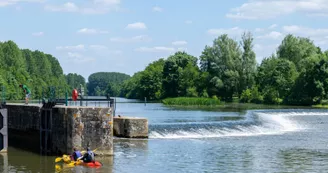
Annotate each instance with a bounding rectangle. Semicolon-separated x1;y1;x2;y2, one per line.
78;147;96;163
72;147;82;161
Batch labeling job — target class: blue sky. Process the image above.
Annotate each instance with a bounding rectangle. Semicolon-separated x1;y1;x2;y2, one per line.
1;0;328;80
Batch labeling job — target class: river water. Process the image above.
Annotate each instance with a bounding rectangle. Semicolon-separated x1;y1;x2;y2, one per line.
1;99;328;173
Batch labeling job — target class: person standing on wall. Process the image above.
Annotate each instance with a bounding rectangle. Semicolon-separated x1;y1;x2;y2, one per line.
19;84;31;104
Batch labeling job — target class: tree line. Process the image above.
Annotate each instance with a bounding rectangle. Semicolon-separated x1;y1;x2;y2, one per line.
0;40;130;100
0;40;68;100
121;33;328;106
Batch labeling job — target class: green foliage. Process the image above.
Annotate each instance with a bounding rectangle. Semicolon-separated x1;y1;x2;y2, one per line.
87;72;130;96
200;34;243;101
0;40;68;100
66;73;86;90
240;32;257;93
162;97;220;106
287;55;328;105
118;33;328;107
256;57;298;104
277;34;319;70
162;51;198;98
240;86;263;103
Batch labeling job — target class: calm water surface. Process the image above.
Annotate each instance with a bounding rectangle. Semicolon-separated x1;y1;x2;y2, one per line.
1;99;328;173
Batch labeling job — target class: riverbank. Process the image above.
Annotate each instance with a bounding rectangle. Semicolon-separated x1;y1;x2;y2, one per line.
160;97;321;111
162;97;220;106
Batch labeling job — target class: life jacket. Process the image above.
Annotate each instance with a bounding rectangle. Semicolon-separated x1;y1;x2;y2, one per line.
74;151;82;158
73;151;82;161
87;151;95;161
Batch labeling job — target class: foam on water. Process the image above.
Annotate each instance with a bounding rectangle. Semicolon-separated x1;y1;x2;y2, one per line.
149;110;326;139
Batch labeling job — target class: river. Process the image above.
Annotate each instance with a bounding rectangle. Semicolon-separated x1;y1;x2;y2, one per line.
1;99;328;172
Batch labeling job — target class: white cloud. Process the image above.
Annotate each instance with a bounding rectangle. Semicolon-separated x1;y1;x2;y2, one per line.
283;25;328;37
32;32;44;36
89;45;122;54
135;46;175;53
67;52;82;58
93;0;120;6
110;35;152;43
226;0;328;20
185;20;192;24
172;41;187;46
77;28;109;34
282;25;328;46
45;2;79;12
255;28;264;32
45;0;120;14
257;31;283;40
152;6;163;12
207;27;243;36
253;43;280;62
89;45;108;50
0;0;44;7
177;47;187;52
269;24;278;29
125;22;147;30
56;44;85;51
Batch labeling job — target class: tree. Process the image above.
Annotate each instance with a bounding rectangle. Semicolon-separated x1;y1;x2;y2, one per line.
277;34;319;70
240;32;257;93
87;72;130;96
287;55;328;105
138;59;165;100
200;34;242;101
256;56;298;104
66;73;86;90
162;51;198;98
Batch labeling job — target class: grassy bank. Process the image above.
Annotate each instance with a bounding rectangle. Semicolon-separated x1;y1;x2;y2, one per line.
312;104;328;108
162;97;221;106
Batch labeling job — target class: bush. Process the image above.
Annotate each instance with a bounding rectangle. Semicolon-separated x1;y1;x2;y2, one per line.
186;87;198;97
240;89;252;103
162;97;220;106
263;87;282;104
240;86;263;104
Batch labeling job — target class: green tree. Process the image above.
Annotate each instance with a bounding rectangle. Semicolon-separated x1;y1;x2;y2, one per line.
256;56;298;104
138;59;165;100
287;55;328;105
277;34;319;70
200;34;242;101
87;72;130;96
162;51;198;98
240;31;257;93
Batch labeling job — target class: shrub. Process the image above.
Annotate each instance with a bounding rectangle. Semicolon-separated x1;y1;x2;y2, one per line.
162;97;220;106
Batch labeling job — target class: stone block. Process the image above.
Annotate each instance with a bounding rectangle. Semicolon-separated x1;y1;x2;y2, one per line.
114;117;148;138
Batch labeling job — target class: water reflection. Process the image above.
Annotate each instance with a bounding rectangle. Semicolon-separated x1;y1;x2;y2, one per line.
277;148;328;172
0;153;8;173
55;156;114;173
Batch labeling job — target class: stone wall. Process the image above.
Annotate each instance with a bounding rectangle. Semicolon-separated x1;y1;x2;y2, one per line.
113;117;148;138
6;104;41;153
5;103;113;156
53;106;113;156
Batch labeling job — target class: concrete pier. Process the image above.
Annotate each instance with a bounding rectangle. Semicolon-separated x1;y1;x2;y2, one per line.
113;117;148;138
5;103;113;156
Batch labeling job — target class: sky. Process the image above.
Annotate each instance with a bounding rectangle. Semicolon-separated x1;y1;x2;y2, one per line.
1;0;328;81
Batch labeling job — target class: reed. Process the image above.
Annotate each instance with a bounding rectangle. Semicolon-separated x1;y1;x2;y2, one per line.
162;97;220;106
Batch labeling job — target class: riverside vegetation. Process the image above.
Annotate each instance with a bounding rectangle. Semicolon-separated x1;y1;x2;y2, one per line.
1;32;328;106
120;33;328;106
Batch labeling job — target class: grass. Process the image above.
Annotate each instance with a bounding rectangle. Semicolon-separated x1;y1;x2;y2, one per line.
162;97;221;106
312;104;328;108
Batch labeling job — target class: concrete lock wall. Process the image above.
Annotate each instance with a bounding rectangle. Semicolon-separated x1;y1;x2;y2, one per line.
5;103;113;156
113;117;148;138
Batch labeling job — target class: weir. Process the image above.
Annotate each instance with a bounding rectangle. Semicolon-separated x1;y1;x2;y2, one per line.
4;103;114;156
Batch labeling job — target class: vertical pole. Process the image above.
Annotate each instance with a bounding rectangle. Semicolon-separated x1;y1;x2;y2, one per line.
144;97;147;106
114;97;116;117
65;90;68;106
